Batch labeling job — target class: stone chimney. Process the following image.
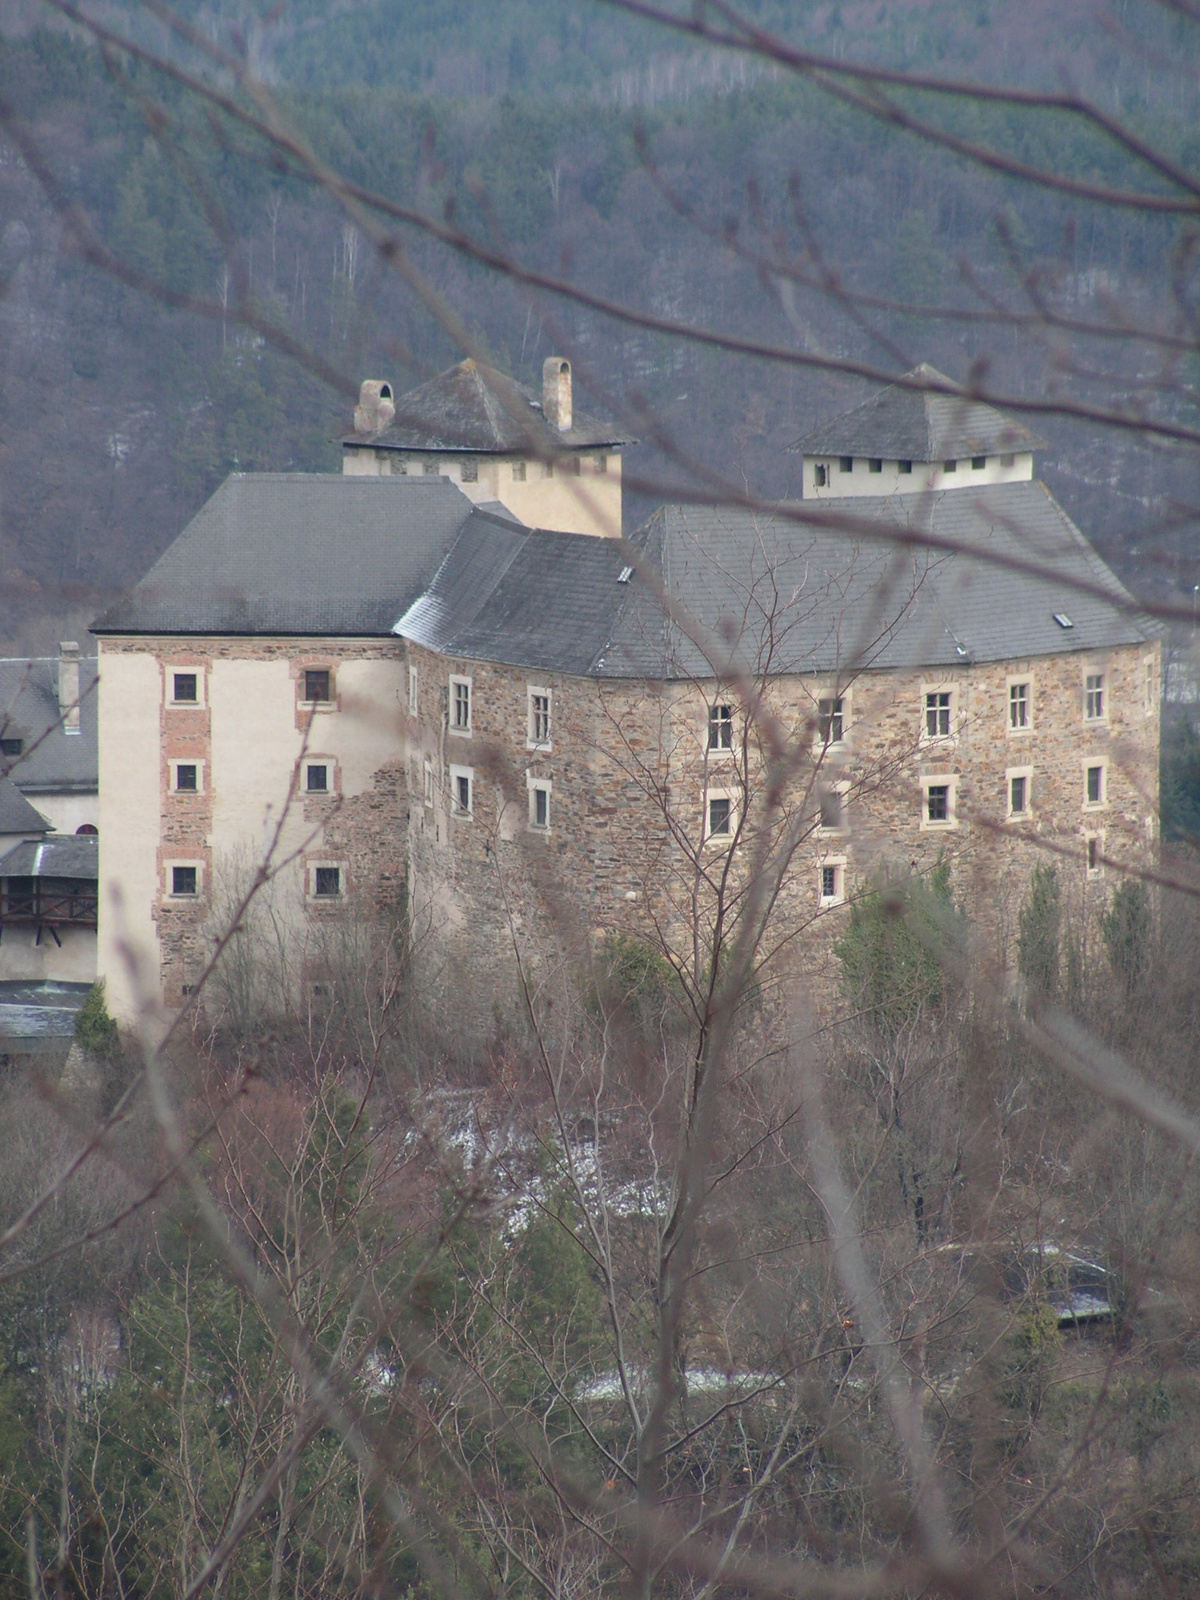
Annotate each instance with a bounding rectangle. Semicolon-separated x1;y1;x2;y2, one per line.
542;357;572;433
58;641;80;734
353;379;396;435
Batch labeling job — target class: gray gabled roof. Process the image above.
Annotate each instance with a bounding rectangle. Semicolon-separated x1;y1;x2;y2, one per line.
398;480;1151;683
343;359;632;455
0;657;98;794
792;364;1045;461
0;834;97;879
92;474;482;637
0;776;49;835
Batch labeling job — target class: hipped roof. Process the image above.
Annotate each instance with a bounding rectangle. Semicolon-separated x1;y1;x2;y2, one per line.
792;364;1045;461
93;474;481;636
396;481;1152;681
342;359;633;454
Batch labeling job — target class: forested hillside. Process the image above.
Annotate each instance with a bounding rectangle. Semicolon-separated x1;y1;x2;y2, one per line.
0;0;1196;646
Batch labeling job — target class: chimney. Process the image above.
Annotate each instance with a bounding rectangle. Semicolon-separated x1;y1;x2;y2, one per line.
58;641;80;734
353;379;396;435
542;357;572;433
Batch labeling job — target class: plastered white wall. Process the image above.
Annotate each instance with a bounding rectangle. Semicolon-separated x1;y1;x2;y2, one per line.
23;792;99;835
801;452;1034;499
0;926;95;983
97;647;162;1024
343;447;623;537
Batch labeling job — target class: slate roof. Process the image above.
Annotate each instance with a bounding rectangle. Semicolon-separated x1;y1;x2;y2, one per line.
792;364;1045;461
0;777;49;834
396;516;630;674
398;481;1152;681
0;834;97;879
92;475;482;637
343;359;632;455
0;657;99;793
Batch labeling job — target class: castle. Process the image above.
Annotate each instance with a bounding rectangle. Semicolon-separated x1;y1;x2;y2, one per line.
90;358;1160;1035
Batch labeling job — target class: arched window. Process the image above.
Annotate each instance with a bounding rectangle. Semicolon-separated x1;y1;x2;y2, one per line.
76;823;98;836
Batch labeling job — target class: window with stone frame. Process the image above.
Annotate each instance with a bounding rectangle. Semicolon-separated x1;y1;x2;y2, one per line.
528;688;552;748
817;696;845;745
1009;681;1030;730
450;676;472;733
529;783;551;831
1085;673;1105;721
708;702;733;752
924;690;953;739
304;668;331;704
707;794;733;838
450;765;474;816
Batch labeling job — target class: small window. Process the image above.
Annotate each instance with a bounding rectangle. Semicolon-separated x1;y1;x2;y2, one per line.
306;763;329;794
707;796;732;837
595;454;608;474
529;688;552;748
1000;452;1015;468
408;666;419;717
814;463;827;488
175;763;198;793
925;690;952;739
0;737;23;757
314;866;341;897
450;767;473;816
1086;835;1101;874
868;458;882;473
839;456;853;473
898;459;913;475
1085;673;1105;721
819;862;845;905
423;761;434;808
818;696;845;745
512;460;527;482
423;459;439;476
1144;656;1156;716
76;823;98;836
708;703;733;751
1009;774;1028;816
943;459;957;473
529;784;551;830
542;461;554;479
172;865;198;897
971;455;986;470
305;669;331;704
1086;764;1105;806
926;784;951;825
461;458;478;483
819;787;846;831
173;672;198;704
1009;681;1030;730
450;677;472;733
